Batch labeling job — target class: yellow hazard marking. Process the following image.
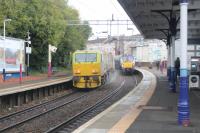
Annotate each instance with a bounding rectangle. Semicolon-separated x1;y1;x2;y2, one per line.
108;75;156;133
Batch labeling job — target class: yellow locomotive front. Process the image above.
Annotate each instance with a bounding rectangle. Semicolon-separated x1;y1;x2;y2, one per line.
120;55;135;74
72;51;102;89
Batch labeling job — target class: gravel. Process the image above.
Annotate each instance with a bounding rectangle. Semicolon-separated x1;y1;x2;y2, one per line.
3;71;142;133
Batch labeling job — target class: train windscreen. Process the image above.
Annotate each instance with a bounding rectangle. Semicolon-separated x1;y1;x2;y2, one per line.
122;56;134;62
75;53;97;62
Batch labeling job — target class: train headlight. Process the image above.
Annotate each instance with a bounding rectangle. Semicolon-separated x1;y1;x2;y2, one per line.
75;69;81;74
92;69;98;74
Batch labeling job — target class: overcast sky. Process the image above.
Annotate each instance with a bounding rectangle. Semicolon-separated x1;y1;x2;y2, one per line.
68;0;140;39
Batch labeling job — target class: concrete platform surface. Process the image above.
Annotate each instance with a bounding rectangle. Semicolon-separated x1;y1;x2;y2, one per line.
0;75;72;96
73;67;200;133
73;68;157;133
126;68;200;133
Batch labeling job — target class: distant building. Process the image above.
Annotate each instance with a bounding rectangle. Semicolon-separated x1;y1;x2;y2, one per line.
86;35;167;63
86;37;116;56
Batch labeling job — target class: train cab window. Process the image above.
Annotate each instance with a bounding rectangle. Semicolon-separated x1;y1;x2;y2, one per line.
75;54;86;62
86;53;97;62
75;53;97;62
122;56;134;62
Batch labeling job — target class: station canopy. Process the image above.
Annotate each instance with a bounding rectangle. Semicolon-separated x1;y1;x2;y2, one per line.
118;0;200;43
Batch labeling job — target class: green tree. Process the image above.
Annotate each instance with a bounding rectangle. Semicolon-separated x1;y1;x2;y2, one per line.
0;0;92;71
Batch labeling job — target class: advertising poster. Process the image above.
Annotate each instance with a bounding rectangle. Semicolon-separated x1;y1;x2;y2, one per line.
0;38;25;73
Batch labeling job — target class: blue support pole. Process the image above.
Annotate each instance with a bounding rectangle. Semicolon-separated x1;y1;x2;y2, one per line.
178;0;190;126
178;70;189;125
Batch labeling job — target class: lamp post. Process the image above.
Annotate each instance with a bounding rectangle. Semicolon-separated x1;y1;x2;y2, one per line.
2;19;11;82
3;19;11;39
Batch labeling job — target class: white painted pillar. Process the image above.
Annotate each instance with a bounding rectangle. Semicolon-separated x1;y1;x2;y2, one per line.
48;44;52;77
171;36;175;68
167;45;170;68
178;0;190;126
170;36;176;91
167;44;171;81
180;5;188;70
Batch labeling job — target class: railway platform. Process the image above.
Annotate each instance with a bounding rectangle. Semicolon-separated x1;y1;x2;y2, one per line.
73;68;200;133
0;73;72;109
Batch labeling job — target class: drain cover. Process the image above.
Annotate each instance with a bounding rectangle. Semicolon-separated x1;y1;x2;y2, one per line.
138;105;173;111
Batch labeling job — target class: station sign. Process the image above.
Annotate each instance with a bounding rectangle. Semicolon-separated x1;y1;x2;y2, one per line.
26;47;32;54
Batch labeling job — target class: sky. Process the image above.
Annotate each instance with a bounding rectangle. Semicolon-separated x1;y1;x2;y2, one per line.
68;0;140;39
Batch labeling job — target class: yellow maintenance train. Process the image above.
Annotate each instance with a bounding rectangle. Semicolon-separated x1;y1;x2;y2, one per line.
72;50;114;89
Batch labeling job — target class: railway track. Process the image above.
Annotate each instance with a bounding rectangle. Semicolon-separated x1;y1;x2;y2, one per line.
0;91;88;132
0;71;140;133
45;80;126;133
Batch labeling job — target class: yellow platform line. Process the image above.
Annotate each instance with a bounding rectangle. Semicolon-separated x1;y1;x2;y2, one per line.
108;73;156;133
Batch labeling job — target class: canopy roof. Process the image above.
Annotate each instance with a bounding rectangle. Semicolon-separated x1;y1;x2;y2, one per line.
118;0;200;42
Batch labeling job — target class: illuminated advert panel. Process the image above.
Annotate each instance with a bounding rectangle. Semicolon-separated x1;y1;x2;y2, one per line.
0;38;25;73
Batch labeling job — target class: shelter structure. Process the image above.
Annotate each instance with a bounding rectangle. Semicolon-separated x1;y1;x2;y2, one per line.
118;0;200;126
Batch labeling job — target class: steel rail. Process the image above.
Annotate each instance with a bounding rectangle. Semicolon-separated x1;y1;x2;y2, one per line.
45;80;125;133
0;92;88;132
0;91;75;120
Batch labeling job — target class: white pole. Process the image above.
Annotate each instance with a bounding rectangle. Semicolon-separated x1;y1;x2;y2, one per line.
171;36;175;68
27;31;30;76
167;44;171;81
167;45;170;68
3;40;6;70
19;42;23;83
48;44;52;77
3;20;6;81
48;44;51;63
170;36;176;91
180;6;188;70
178;0;190;126
3;19;11;40
3;21;5;40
